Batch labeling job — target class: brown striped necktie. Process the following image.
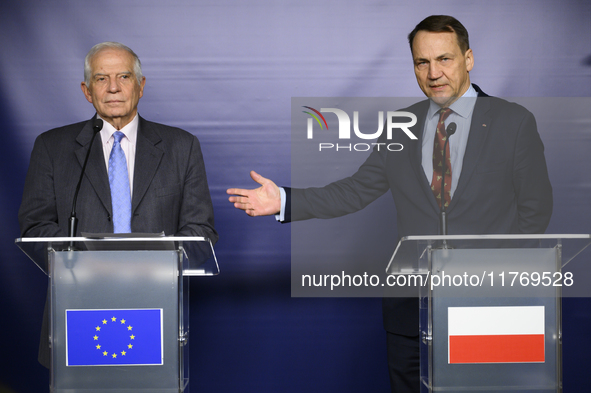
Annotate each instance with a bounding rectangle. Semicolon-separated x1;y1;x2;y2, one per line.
430;108;453;209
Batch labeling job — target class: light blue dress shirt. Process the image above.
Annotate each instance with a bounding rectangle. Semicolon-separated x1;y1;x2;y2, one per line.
421;85;478;197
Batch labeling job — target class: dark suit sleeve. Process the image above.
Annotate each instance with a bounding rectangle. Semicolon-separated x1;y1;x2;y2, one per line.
288;145;391;222
512;111;553;233
174;135;218;244
18;133;65;237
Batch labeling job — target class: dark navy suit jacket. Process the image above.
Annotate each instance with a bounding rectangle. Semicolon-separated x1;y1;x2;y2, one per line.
19;116;217;241
285;85;553;335
18;115;217;366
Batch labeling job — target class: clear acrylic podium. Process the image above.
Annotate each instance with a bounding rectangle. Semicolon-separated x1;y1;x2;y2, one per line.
15;236;218;393
386;234;591;393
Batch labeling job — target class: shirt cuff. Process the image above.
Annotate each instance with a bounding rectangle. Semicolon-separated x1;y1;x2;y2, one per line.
275;187;286;222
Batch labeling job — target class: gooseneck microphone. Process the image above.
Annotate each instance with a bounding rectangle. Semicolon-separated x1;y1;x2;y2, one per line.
68;118;103;239
439;122;457;239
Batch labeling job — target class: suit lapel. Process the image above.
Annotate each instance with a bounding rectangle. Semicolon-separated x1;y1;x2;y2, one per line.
132;117;164;213
75;119;112;214
447;95;492;211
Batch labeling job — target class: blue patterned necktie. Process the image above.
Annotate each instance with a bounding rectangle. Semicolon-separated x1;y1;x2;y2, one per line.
108;131;132;233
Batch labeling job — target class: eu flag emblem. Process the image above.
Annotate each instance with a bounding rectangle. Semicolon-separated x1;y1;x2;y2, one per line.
66;309;163;366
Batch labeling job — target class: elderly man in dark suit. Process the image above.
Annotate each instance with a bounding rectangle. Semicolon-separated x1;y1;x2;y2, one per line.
227;15;552;393
19;42;216;240
18;42;217;367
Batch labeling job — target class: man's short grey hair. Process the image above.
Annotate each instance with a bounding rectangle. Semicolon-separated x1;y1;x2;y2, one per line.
84;42;143;86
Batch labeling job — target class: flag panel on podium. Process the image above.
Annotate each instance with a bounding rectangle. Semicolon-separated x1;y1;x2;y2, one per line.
448;306;545;364
66;308;163;366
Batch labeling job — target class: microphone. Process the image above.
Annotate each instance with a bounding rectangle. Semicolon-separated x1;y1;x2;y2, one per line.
68;118;103;241
439;122;457;239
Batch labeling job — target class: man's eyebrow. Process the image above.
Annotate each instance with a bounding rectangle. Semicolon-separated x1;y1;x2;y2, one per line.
414;53;455;63
93;71;133;77
435;53;454;60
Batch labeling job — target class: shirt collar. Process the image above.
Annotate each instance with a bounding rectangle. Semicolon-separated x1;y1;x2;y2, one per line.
98;114;139;145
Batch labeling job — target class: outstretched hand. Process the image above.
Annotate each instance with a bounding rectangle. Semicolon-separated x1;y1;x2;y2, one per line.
227;171;282;217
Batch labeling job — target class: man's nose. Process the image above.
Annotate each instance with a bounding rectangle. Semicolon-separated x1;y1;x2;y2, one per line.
428;63;442;80
107;78;120;92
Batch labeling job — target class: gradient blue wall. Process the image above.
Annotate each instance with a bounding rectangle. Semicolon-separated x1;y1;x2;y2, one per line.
1;1;590;392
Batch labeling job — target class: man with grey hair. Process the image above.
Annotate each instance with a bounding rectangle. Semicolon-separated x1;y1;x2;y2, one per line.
19;42;217;366
83;42;144;87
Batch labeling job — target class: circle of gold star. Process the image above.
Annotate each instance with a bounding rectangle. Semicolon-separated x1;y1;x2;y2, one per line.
93;315;135;360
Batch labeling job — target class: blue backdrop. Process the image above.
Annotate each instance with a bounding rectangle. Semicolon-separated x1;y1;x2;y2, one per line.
1;1;590;392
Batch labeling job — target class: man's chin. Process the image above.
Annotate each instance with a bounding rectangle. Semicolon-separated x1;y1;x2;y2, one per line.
429;95;457;108
99;111;127;121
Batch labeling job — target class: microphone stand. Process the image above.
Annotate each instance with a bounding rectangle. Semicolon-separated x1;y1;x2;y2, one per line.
439;122;456;249
68;118;103;250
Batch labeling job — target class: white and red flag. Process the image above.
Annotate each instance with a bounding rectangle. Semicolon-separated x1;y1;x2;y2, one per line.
448;306;545;364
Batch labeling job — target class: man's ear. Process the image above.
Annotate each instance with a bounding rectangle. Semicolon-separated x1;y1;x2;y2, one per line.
138;76;146;99
81;82;93;103
465;49;474;72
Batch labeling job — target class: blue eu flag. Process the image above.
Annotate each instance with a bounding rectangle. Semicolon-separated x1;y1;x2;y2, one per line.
66;309;163;366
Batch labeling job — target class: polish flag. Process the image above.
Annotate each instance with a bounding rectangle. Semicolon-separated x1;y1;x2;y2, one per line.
448;306;545;364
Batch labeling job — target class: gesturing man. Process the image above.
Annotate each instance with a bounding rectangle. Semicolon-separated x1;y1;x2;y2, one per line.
228;15;553;392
